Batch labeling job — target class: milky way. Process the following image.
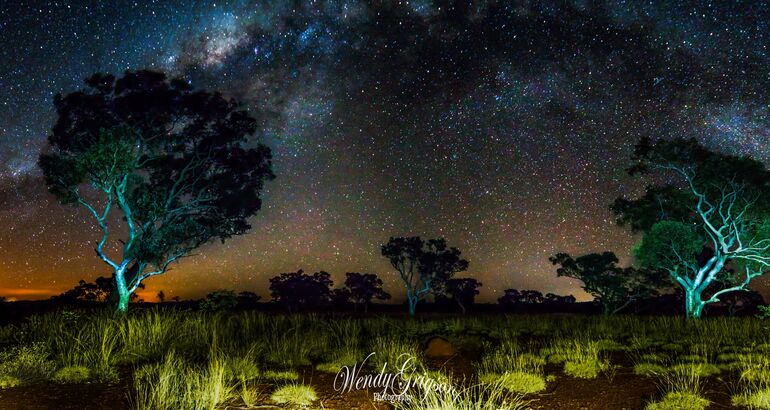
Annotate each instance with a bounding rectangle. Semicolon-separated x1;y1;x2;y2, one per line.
0;1;768;302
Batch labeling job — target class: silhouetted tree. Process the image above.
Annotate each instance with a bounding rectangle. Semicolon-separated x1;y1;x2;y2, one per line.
199;290;238;312
381;237;469;316
498;289;522;307
55;276;144;303
719;290;765;316
520;290;544;304
171;296;181;302
269;270;333;313
237;291;261;308
39;70;274;313
617;138;770;318
157;290;165;303
437;278;482;314
341;272;391;313
544;293;576;304
330;288;353;308
551;252;667;315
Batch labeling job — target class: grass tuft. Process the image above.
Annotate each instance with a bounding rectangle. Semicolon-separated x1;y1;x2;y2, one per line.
645;391;709;410
733;388;770;409
270;383;317;406
479;371;546;394
52;365;90;383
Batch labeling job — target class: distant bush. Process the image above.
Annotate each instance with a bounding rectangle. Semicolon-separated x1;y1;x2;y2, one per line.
199;290;238;312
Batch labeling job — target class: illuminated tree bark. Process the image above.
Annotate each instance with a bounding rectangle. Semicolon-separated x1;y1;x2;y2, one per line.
40;71;274;314
638;168;769;319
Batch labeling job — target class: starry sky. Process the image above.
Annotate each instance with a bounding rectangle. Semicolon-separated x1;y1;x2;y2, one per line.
0;1;768;303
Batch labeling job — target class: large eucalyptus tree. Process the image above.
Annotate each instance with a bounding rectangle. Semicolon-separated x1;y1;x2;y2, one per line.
40;70;274;313
614;137;770;318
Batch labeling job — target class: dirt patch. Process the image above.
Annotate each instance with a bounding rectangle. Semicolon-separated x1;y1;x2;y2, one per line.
423;336;456;359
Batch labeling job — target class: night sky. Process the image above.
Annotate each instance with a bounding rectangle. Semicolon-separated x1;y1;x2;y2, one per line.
0;1;768;302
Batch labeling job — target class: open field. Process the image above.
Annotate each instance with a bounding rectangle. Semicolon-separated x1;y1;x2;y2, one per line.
0;309;768;409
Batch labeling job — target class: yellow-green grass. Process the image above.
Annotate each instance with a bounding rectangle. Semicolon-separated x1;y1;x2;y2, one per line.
270;383;317;406
645;391;709;410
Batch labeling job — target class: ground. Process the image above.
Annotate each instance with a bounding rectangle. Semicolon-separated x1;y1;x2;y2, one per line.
0;310;764;409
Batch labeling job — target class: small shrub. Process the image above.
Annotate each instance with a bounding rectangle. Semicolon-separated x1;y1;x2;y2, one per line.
755;305;770;319
645;391;709;410
52;365;90;384
270;384;317;406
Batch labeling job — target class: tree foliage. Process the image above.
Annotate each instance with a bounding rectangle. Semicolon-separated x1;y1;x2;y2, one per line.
550;251;668;315
39;70;274;312
199;290;239;312
616;137;770;318
54;276;143;303
544;293;576;304
269;270;333;313
437;278;482;314
498;289;546;306
341;272;391;312
381;236;469;316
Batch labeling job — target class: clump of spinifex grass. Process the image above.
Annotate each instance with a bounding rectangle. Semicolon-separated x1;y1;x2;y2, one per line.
646;362;709;410
730;349;770;409
477;339;548;394
394;379;531;410
131;351;236;410
270;383;318;406
316;319;364;373
52;365;90;384
368;334;423;373
542;339;608;379
0;342;56;387
20;311;120;382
